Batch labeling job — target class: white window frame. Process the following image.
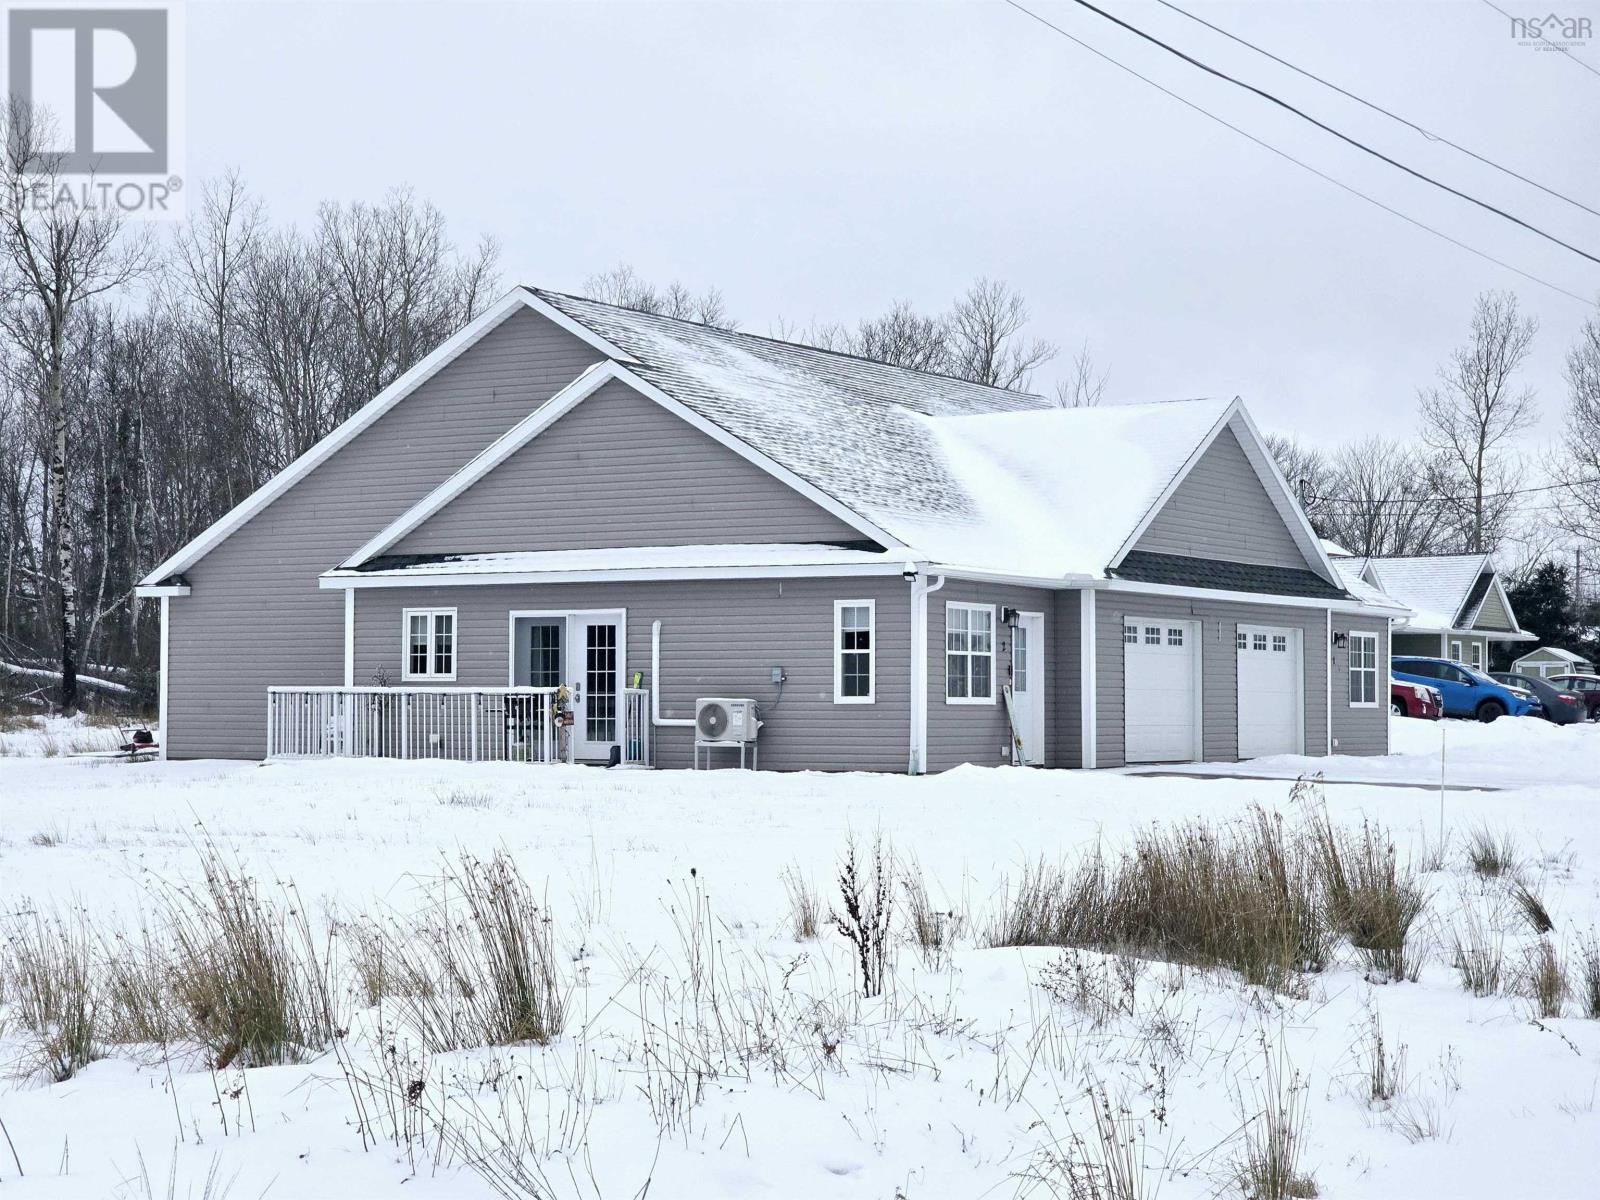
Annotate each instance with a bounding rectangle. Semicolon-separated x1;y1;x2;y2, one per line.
1469;641;1483;671
1449;638;1463;663
1348;631;1379;708
833;599;876;705
945;602;997;705
402;607;458;681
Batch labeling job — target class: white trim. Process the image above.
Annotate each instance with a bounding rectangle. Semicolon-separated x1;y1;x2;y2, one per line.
1449;638;1463;663
1348;630;1380;708
833;599;876;705
908;571;945;773
135;584;190;597
401;607;458;682
323;562;911;588
516;288;637;363
137;289;545;587
343;589;355;688
1107;400;1340;587
943;601;997;705
158;596;169;760
1079;589;1096;769
1101;576;1406;617
1325;609;1333;754
346;360;903;568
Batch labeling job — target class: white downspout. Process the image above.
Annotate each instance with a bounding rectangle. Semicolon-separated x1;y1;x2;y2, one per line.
1079;589;1096;769
159;595;169;761
908;568;944;774
1325;607;1334;755
651;619;695;728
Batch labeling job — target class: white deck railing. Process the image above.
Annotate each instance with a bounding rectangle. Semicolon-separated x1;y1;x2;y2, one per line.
266;685;655;765
267;687;561;762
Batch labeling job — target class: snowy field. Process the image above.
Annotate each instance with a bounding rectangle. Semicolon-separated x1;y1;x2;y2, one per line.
1;717;1598;1198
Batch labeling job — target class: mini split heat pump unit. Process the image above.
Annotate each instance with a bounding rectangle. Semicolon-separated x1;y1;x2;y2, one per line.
695;698;761;743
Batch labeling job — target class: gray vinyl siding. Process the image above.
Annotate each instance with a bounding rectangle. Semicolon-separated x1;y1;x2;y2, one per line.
1473;584;1516;631
925;579;1056;773
351;577;911;771
1393;631;1444;658
1330;616;1390;755
1134;425;1306;567
1094;591;1332;768
394;380;861;555
165;310;605;759
1053;590;1083;769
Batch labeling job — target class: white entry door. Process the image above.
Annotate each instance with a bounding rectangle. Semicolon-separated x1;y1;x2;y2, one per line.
1009;612;1046;764
1236;624;1302;759
1123;618;1201;764
570;611;625;761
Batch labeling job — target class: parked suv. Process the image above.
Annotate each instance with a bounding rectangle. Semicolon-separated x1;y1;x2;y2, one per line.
1390;678;1442;719
1391;657;1536;722
1548;673;1600;721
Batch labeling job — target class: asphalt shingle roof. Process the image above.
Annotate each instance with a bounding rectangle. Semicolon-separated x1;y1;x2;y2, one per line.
1112;551;1348;599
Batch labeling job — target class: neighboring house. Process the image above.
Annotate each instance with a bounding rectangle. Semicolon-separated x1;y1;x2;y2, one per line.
137;287;1406;772
1331;553;1535;672
1512;646;1596;678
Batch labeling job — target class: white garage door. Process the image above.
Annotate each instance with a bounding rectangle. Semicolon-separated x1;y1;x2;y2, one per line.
1123;618;1200;764
1236;624;1303;759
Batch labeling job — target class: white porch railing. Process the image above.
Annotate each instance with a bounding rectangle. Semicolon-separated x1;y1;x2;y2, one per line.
622;687;650;767
267;687;560;762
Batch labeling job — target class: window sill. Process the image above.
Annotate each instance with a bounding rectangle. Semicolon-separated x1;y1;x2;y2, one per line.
401;674;459;684
833;696;875;706
945;695;997;706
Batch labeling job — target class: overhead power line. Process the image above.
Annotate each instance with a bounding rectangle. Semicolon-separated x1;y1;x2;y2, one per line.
1043;0;1600;266
1153;0;1600;221
998;0;1593;304
1307;476;1600;508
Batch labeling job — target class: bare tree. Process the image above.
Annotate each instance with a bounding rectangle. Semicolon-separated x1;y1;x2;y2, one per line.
946;277;1056;390
1553;300;1600;551
0;100;150;712
582;262;735;330
1419;291;1538;553
1053;340;1109;407
1319;439;1457;557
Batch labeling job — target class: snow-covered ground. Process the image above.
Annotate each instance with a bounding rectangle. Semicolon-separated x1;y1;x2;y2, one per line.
1;717;1597;1198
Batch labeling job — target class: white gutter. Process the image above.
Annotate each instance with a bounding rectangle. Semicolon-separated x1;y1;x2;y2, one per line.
908;569;945;774
651;620;695;728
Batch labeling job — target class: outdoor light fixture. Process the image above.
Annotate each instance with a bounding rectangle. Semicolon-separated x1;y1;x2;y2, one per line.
1332;631;1348;649
902;562;918;582
1002;607;1020;627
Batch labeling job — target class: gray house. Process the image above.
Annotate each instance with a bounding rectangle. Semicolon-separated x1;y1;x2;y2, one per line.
1332;553;1533;673
137;287;1405;772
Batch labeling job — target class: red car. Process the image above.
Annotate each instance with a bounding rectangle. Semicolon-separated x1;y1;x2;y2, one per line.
1391;678;1443;719
1548;673;1600;721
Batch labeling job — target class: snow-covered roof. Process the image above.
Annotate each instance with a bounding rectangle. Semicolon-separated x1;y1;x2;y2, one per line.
1328;554;1489;631
1514;646;1592;665
323;543;903;583
523;291;1312;582
1330;564;1409;613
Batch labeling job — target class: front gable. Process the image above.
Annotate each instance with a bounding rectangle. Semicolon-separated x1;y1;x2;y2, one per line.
392;378;865;556
1131;421;1315;571
1465;573;1519;632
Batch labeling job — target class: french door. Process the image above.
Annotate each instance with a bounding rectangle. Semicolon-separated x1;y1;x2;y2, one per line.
510;609;626;761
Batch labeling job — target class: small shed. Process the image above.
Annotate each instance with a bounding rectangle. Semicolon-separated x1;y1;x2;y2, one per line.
1512;646;1596;678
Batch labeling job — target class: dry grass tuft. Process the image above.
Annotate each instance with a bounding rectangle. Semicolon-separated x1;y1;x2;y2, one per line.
900;855;959;970
1233;1039;1318;1200
779;865;821;941
1576;930;1600;1020
1464;825;1519;878
1448;902;1504;996
833;834;895;998
1;907;101;1081
1518;937;1568;1019
1511;877;1555;935
1307;812;1425;981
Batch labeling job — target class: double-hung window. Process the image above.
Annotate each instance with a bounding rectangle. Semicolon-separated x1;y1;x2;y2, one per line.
946;603;996;703
834;600;875;703
1348;631;1378;707
404;608;456;681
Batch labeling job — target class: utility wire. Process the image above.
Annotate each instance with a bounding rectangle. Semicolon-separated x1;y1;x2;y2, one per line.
998;0;1593;304
1308;476;1600;508
1012;0;1600;267
1153;0;1600;220
1478;0;1600;82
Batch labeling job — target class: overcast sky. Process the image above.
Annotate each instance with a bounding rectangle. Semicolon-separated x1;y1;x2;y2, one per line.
187;0;1600;453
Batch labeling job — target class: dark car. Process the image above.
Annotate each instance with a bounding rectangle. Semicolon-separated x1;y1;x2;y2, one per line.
1547;673;1600;721
1391;657;1536;721
1491;673;1586;725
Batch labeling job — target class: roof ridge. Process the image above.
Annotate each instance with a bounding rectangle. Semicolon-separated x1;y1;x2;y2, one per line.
528;285;1054;405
